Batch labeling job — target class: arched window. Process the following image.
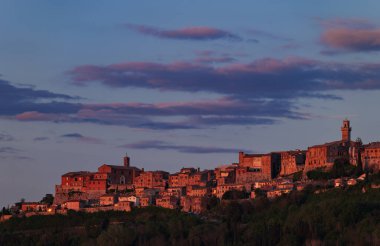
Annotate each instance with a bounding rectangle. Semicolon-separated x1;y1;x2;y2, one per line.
120;176;125;184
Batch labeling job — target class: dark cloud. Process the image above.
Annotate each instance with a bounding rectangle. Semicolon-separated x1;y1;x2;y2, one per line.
9;54;380;131
0;79;81;116
60;133;83;138
14;95;299;129
0;146;32;160
33;137;49;141
0;147;18;154
60;133;103;144
121;140;248;154
69;57;380;100
0;132;14;142
126;24;241;41
193;50;236;64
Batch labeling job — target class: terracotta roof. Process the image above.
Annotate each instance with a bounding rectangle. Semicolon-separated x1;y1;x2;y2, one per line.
364;142;380;148
308;140;356;148
101;164;141;171
62;171;91;177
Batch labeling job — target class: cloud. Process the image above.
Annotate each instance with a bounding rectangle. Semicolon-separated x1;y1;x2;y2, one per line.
8;54;380;131
0;77;289;130
0;79;81;116
121;140;248;154
0;146;32;160
193;50;236;64
60;133;83;138
60;133;104;144
318;18;380;53
247;29;291;41
69;57;380;100
321;28;380;52
0;132;14;142
316;17;375;29
126;24;241;41
33;137;49;141
14;97;285;130
0;147;18;154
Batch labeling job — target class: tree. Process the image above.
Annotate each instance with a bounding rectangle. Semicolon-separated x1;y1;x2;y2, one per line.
40;194;54;205
332;158;355;178
222;189;247;200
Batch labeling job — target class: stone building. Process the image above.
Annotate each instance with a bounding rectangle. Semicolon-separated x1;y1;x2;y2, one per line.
279;150;306;176
215;165;237;185
60;171;92;192
54;154;141;204
186;185;211;197
155;196;179;209
100;194;117;206
212;184;245;198
134;170;169;189
169;168;214;187
238;152;281;179
362;142;380;172
21;202;48;212
304;120;360;172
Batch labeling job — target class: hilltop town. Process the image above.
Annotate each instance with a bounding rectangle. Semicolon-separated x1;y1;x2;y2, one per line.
2;119;380;220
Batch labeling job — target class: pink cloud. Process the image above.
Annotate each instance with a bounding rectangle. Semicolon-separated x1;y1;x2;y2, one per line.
15;111;70;122
321;28;380;52
217;57;316;74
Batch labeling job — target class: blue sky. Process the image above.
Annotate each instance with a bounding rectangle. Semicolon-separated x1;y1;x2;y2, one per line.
1;0;380;207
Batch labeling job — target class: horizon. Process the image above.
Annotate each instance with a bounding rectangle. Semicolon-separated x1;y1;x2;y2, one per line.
2;0;380;208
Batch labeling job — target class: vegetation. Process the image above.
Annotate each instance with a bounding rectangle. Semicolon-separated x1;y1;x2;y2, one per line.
1;183;380;245
307;158;358;180
292;171;303;182
40;194;54;205
221;189;248;200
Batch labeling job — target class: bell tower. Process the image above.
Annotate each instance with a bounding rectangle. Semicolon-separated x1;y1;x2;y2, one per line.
123;152;130;167
341;119;351;142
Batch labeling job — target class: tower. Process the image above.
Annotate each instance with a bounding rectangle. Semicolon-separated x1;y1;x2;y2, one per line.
341;119;351;142
123;152;130;167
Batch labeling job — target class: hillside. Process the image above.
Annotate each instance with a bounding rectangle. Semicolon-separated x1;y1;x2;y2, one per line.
1;183;380;246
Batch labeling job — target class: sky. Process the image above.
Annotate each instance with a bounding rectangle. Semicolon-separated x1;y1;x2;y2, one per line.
1;0;380;207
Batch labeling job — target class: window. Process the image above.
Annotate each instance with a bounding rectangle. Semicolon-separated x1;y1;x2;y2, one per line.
120;176;126;184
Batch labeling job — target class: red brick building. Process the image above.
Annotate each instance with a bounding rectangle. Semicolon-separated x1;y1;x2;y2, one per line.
60;171;92;192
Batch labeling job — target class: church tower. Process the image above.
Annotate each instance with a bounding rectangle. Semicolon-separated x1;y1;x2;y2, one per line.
341;119;351;142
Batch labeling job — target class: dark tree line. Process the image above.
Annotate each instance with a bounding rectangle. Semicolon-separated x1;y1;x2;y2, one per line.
1;182;380;245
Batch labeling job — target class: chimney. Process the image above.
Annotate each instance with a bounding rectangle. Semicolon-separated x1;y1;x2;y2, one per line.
123;153;130;167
